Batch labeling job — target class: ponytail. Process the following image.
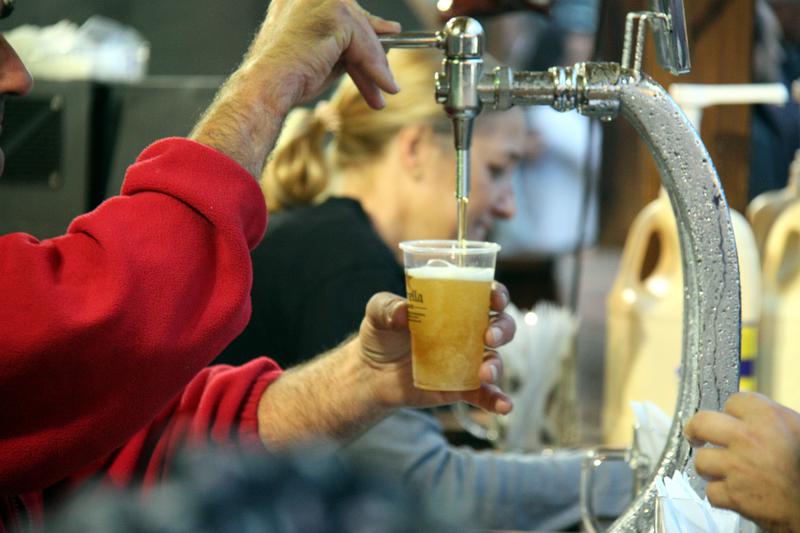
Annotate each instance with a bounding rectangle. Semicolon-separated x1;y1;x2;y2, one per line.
261;49;462;211
262;107;330;211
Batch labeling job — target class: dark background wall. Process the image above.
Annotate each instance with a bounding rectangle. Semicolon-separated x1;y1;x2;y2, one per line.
0;2;424;238
0;1;422;76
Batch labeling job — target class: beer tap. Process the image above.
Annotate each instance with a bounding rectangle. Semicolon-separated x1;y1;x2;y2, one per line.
380;17;485;243
382;1;742;531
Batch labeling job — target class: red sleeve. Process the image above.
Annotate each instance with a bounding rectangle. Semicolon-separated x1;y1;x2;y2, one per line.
0;138;268;494
93;359;282;489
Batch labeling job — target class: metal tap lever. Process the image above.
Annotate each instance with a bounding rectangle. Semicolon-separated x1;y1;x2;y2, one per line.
378;32;444;49
649;0;691;75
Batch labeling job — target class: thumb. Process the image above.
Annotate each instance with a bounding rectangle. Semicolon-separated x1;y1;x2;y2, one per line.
365;292;408;332
360;292;410;365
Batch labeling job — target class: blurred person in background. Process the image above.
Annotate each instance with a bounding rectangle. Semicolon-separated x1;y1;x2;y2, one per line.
45;446;459;532
216;48;631;532
749;0;800;199
0;1;517;530
487;0;601;261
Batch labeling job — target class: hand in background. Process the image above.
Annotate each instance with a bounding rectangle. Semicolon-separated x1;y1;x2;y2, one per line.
685;392;800;533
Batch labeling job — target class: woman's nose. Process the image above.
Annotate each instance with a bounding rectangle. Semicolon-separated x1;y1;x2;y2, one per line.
492;188;516;220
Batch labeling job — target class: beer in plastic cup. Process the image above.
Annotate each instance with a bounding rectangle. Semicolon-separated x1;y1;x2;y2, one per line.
399;240;500;391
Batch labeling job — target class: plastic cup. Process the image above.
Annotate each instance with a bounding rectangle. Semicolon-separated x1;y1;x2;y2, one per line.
399;240;500;391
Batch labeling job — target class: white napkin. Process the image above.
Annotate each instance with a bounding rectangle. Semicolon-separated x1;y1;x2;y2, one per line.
655;471;740;533
499;302;578;451
631;401;672;472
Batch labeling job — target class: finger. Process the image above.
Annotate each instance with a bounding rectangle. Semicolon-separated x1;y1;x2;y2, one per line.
485;312;516;348
489;281;510;312
694;447;729;481
724;391;771;420
366;14;402;34
346;64;386;109
343;6;400;100
364;292;408;331
345;36;399;97
684;410;742;448
354;2;403;34
705;481;735;511
478;351;503;384
462;383;513;415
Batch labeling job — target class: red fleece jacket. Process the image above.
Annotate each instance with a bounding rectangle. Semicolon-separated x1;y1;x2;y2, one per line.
0;138;282;531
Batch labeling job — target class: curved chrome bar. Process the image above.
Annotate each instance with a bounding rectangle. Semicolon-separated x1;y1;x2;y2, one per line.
607;72;741;532
482;65;743;530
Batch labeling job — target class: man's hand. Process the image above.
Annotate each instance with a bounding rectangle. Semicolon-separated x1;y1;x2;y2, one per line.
257;284;514;449
191;0;400;177
251;0;400;110
685;392;800;533
356;284;515;415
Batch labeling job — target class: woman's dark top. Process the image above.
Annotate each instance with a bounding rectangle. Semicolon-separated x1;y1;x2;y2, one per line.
216;197;405;368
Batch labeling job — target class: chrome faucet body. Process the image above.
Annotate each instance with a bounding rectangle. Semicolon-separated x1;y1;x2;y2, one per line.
380;17;484;201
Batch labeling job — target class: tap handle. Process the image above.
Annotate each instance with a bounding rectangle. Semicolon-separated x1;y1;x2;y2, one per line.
622;1;690;75
378;32;444;50
649;0;691;75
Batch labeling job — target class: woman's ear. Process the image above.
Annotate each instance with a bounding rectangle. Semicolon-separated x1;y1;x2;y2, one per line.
394;124;434;182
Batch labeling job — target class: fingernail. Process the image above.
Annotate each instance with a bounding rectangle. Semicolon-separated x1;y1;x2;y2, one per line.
490;326;503;345
391;299;405;313
490;364;498;383
498;398;513;414
387;75;400;94
386;300;404;324
492;282;508;307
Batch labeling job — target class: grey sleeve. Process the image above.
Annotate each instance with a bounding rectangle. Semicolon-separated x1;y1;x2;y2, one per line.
341;409;633;531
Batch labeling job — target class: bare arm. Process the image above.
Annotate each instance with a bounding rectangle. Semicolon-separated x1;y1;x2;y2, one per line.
190;0;401;177
256;339;381;445
258;288;515;448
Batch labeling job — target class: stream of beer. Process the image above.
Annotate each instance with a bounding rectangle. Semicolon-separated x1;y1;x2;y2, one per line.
456;147;470;251
457;196;469;246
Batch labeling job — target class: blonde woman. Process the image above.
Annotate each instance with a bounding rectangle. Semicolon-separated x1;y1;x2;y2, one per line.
217;50;628;530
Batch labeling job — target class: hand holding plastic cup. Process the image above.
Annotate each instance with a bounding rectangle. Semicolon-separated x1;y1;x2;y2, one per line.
399;240;500;391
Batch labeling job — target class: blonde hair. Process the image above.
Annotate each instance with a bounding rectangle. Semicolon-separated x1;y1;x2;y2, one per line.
262;49;452;211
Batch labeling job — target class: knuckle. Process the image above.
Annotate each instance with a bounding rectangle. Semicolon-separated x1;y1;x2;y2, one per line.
723;393;744;414
333;2;351;23
705;483;726;506
729;424;750;445
688;410;710;429
726;484;746;509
